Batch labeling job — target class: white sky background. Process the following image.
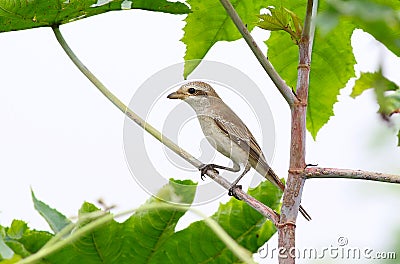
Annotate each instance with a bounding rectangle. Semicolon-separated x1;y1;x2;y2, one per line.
0;9;399;263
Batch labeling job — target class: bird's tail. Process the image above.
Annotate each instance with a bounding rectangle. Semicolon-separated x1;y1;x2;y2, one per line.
261;166;312;221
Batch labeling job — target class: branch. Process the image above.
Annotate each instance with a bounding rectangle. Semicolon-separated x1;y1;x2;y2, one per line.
218;0;295;107
51;25;280;227
301;0;314;41
278;0;318;263
305;167;400;184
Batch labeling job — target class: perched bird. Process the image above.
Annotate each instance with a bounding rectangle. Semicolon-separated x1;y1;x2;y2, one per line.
167;81;311;220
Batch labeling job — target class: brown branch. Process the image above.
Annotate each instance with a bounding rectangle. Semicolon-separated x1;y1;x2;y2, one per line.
278;0;317;263
305;167;400;183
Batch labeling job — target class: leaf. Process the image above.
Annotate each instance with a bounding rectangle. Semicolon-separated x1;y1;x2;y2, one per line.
257;7;302;43
0;254;21;264
0;220;52;262
151;180;282;263
45;179;197;263
0;236;14;260
121;179;197;263
351;72;399;98
285;7;303;36
319;0;400;56
44;202;123;263
11;231;51;258
258;13;288;31
0;0;189;33
31;190;71;234
267;15;356;138
351;71;400;116
1;180;198;263
306;22;356;138
2;180;278;263
182;0;265;78
5;221;27;240
351;71;400;143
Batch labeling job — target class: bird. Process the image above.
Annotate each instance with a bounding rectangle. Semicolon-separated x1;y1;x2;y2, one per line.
167;81;311;221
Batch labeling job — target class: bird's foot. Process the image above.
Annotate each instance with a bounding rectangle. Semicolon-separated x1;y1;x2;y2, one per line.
228;185;242;200
199;164;219;181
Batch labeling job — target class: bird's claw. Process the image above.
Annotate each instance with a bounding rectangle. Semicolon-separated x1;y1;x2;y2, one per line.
199;164;219;181
228;185;242;200
200;174;206;181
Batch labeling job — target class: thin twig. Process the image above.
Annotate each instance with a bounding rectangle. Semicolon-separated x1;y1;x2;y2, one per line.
218;0;295;108
305;167;400;183
51;25;280;226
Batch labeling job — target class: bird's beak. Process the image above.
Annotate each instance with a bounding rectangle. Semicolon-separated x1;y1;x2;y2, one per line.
167;91;185;99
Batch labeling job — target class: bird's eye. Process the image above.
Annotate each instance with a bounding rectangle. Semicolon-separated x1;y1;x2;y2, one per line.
188;87;196;94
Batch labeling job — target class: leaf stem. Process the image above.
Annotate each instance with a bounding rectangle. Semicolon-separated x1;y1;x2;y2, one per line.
51;25;279;224
218;0;295;108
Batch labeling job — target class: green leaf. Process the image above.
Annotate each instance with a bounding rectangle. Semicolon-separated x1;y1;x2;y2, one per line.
182;0;265;78
307;22;356;138
267;16;356;138
0;254;22;264
320;0;400;56
257;9;289;31
151;180;282;263
257;7;302;44
351;72;399;98
3;180;278;263
0;236;14;260
45;202;122;263
0;0;189;33
156;178;198;205
45;179;197;263
0;221;52;261
1;180;197;263
31;190;71;234
351;71;400;115
285;8;303;36
6;221;27;240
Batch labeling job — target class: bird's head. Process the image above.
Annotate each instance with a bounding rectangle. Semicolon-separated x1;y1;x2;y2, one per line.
167;81;220;101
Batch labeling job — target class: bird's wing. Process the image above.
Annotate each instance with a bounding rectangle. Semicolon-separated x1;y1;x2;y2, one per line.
213;115;267;166
214;116;285;190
